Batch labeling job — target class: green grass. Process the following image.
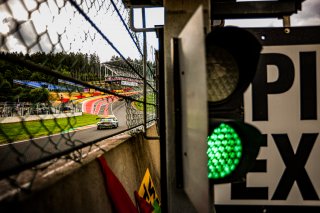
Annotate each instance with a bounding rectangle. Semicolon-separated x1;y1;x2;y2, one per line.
134;93;156;112
0;113;99;144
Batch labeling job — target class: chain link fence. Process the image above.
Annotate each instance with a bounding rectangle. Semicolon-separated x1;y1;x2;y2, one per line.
0;0;158;202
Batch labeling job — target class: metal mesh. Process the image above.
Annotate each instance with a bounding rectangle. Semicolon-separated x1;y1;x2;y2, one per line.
0;0;158;200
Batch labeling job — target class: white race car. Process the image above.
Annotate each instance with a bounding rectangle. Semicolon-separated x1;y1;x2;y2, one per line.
96;115;119;130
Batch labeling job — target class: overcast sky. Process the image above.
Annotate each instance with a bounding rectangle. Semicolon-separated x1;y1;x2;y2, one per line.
225;0;320;27
0;0;319;62
0;0;154;62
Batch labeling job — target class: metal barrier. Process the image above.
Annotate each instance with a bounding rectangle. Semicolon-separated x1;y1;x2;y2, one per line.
0;0;158;201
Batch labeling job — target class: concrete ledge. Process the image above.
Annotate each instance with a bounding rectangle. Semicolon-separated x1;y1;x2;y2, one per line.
0;124;160;213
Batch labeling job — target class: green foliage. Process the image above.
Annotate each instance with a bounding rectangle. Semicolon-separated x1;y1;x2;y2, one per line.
29;88;50;103
134;93;156;112
0;51;102;85
30;72;45;81
0;77;12;101
0;51;104;102
60;66;71;77
108;56;156;78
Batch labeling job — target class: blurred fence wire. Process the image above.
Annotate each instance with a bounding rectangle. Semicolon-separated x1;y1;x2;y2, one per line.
0;0;159;201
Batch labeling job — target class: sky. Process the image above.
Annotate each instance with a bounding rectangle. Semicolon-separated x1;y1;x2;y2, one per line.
144;0;320;61
0;0;319;63
0;0;157;62
225;0;320;27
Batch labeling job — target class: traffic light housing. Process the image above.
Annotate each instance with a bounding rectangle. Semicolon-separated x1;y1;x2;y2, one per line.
206;26;263;184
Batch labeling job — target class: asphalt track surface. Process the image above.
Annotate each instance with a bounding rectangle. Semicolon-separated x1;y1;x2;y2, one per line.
0;100;128;177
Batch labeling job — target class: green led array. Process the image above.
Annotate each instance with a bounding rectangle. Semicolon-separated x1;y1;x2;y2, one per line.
207;123;242;179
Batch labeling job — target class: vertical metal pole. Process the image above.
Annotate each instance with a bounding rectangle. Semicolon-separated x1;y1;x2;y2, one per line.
128;7;159;139
142;8;147;133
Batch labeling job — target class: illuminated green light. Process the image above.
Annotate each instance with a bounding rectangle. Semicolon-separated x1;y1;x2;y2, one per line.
207;123;242;179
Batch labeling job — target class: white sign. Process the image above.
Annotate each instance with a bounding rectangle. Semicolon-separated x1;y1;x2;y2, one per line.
214;42;320;205
121;80;138;86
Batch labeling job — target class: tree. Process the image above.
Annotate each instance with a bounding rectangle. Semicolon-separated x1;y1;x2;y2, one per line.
29;88;50;103
0;75;12;101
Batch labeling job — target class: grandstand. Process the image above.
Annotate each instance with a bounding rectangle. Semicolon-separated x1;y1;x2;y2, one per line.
13;80;77;92
58;79;84;89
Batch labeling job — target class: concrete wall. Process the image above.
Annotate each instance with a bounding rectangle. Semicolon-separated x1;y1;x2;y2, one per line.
0;124;160;213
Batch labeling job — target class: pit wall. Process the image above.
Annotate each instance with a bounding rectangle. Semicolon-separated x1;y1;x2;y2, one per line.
0;124;160;213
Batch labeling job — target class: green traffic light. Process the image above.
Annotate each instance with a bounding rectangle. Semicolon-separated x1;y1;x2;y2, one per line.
207;123;242;179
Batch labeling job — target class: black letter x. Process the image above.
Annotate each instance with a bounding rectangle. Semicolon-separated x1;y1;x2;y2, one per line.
272;133;319;200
